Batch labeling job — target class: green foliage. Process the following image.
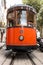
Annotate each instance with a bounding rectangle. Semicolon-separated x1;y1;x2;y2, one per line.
40;0;43;5
37;6;43;26
23;0;41;12
23;0;43;25
23;0;43;36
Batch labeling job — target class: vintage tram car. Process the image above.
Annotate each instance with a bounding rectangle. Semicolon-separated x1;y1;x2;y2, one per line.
6;5;37;52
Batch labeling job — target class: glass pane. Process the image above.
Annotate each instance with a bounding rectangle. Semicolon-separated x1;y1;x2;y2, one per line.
8;10;27;27
16;10;27;26
20;11;27;26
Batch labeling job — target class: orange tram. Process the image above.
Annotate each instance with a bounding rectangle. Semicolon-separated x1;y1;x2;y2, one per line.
6;5;37;52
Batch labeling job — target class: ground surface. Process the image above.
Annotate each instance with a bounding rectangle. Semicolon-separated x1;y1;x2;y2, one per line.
0;42;43;65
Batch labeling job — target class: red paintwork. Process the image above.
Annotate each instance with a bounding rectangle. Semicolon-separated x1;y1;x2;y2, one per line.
6;27;37;46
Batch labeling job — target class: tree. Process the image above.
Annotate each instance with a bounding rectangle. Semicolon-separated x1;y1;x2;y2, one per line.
23;0;43;37
37;6;43;37
40;0;43;5
23;0;41;13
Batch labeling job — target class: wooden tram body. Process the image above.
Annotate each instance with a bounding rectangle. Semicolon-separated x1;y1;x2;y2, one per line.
6;5;37;52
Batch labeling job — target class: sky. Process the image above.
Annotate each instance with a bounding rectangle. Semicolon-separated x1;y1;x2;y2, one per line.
6;0;22;8
0;0;22;8
0;0;22;23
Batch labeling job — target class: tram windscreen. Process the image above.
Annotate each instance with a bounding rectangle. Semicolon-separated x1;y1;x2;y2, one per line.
7;10;34;27
16;10;27;26
7;10;27;26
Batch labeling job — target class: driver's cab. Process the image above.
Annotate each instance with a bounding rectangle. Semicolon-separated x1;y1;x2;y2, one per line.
7;6;36;28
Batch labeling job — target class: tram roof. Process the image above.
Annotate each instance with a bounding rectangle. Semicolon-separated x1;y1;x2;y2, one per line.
7;4;36;14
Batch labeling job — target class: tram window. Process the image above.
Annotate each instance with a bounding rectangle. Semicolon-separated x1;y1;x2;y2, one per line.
9;20;14;27
7;10;34;27
7;12;16;27
16;10;27;26
7;20;16;27
27;11;34;23
7;21;9;27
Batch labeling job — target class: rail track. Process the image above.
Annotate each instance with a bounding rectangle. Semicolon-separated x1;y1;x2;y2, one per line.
7;52;43;65
0;44;5;50
26;53;36;65
32;53;43;64
0;46;43;65
9;52;17;65
27;52;43;65
1;51;12;65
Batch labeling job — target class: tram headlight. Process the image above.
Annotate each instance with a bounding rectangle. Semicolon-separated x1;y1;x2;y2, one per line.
19;36;24;41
